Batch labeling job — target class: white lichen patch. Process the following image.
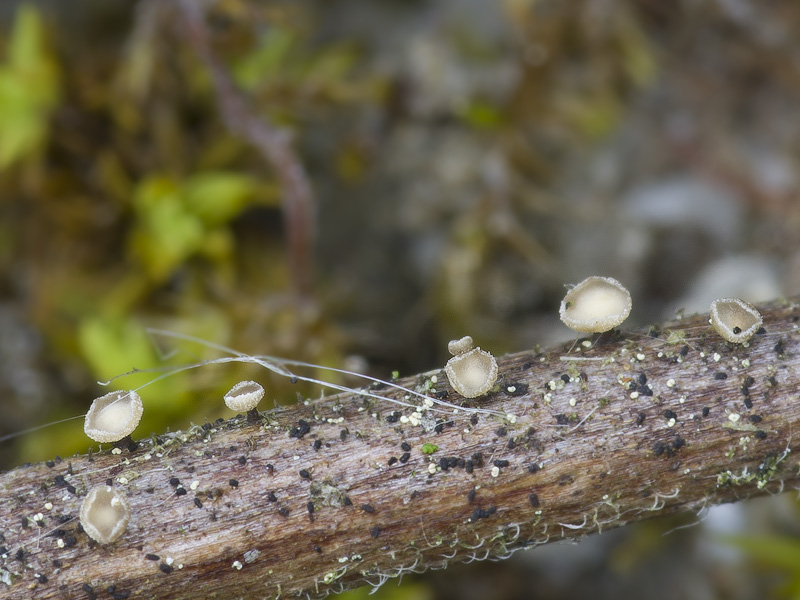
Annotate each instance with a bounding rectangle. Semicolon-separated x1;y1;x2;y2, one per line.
739;436;751;453
244;548;261;564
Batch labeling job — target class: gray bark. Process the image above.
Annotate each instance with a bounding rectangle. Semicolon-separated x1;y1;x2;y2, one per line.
1;297;799;599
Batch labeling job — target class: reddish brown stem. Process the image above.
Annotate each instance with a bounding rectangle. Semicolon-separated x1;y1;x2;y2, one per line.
175;0;316;299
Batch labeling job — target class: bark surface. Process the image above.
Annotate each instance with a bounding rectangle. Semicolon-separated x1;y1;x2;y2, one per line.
1;298;800;599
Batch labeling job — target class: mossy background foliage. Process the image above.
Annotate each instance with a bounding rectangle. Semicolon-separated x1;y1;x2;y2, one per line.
1;1;800;599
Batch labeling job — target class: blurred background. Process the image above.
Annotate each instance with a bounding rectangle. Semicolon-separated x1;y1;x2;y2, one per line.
1;1;800;598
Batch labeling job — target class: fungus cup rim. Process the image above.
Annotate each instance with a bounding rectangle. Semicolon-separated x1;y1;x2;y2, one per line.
559;275;632;333
79;485;131;545
709;297;762;344
445;345;498;399
224;380;265;412
84;390;144;443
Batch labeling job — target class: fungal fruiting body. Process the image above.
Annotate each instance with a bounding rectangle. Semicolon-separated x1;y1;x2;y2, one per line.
445;336;498;398
709;298;762;344
559;276;632;333
224;380;265;412
79;485;131;545
84;390;144;443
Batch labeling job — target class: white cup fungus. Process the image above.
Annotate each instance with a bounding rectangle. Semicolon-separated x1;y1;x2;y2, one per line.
84;390;144;444
80;485;131;545
709;298;762;344
224;380;265;412
445;336;498;399
559;276;632;333
447;336;475;357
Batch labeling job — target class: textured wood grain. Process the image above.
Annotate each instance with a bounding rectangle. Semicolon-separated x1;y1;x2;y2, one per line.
1;298;800;599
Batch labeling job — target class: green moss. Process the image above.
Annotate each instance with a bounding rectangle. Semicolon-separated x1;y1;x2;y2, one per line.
421;443;438;455
665;329;686;345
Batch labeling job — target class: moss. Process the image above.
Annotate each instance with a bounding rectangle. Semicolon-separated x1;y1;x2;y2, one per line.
665;330;687;345
421;443;438;455
716;450;790;490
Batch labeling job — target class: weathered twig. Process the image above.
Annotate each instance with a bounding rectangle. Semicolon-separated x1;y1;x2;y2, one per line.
174;0;316;298
2;298;800;599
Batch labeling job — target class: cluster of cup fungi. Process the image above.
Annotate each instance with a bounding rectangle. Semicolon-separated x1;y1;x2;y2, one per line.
76;276;763;545
79;382;265;545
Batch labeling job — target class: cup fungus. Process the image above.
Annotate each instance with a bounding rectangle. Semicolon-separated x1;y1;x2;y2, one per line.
224;380;265;422
79;485;131;545
709;297;762;344
559;276;632;333
444;336;498;398
84;390;144;444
